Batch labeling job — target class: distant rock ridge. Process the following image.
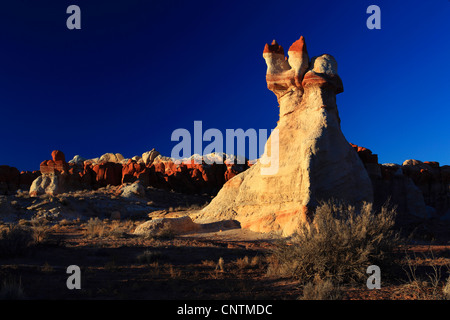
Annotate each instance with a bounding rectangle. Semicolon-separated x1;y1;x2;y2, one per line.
0;165;40;195
27;149;251;197
349;143;450;221
1;145;449;227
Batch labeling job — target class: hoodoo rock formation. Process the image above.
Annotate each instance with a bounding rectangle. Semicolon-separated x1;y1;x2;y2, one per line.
196;36;374;236
1;37;448;233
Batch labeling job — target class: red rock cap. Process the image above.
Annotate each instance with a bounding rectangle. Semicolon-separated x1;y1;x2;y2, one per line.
51;150;66;163
288;35;307;53
263;40;284;55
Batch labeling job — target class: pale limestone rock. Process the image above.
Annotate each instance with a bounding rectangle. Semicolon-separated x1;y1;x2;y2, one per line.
133;216;200;236
68;155;86;165
142;149;160;165
99;153;123;163
115;153;124;162
29;174;65;197
120;181;145;198
195;36;373;236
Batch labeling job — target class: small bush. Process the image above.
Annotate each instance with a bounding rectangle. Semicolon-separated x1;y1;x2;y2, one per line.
0;225;34;258
152;225;175;240
267;201;400;284
107;221;126;239
300;278;342;300
31;218;51;244
85;217;105;239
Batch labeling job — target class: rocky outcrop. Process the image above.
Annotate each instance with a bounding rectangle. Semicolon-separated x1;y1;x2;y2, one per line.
28;150;249;197
29;174;64;197
30;150;70;197
120;181;146;198
133;216;201;237
142;149;160;166
196;36;374;236
351;144;450;221
0;166;20;194
0;166;41;195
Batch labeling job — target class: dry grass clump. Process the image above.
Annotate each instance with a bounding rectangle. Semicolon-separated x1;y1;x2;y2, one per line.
403;249;450;300
85;217;105;239
15;190;29;198
107;220;134;239
299;278;342;300
84;218;136;239
267;201;400;285
140;224;175;240
31;218;51;244
0;276;25;300
233;256;264;270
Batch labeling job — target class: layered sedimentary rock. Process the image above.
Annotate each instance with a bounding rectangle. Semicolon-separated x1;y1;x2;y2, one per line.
30;150;69;196
196;36;374;236
28;150;250;197
351;144;450;220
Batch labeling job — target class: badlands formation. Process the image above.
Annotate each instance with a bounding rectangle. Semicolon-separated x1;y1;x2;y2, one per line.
196;37;449;235
197;36;449;236
28;150;249;197
0;36;449;237
196;36;374;235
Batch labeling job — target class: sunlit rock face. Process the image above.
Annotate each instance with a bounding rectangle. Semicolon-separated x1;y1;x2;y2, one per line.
196;36;374;236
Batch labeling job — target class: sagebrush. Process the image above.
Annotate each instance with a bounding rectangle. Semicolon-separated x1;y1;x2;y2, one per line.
267;201;401;284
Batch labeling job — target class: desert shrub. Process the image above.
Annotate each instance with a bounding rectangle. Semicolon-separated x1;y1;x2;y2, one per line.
0;225;34;258
267;200;400;284
106;221;126;239
31;218;51;244
107;220;135;239
85;217;105;238
300;278;342;300
150;224;175;240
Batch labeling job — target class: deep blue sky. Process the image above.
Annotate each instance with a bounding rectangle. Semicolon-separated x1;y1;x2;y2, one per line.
0;0;449;171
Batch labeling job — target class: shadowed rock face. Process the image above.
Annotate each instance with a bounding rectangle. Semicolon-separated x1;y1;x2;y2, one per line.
196;36;374;236
351;144;450;221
